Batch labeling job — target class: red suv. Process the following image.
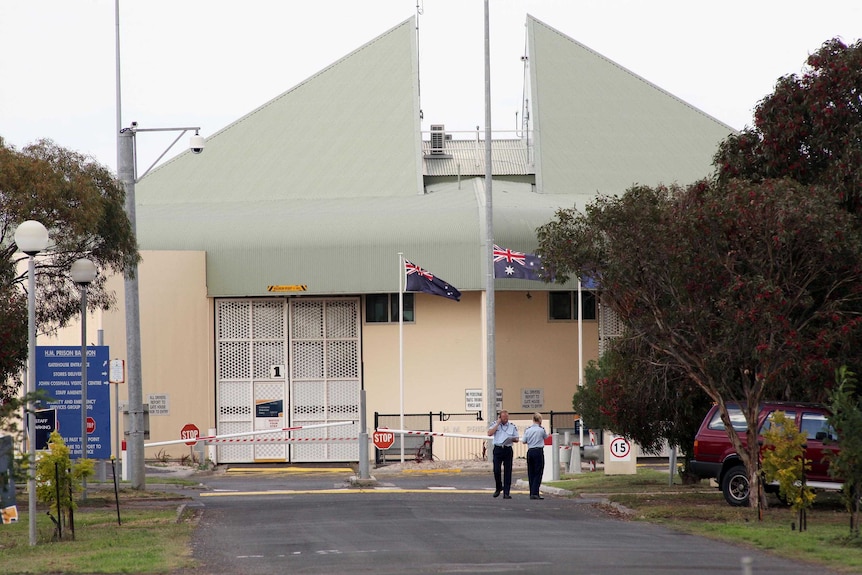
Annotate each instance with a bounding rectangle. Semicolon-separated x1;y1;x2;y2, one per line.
689;402;841;506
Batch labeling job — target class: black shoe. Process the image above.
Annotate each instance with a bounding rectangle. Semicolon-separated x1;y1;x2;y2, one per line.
503;494;512;499
530;495;538;500
536;496;544;500
493;490;501;498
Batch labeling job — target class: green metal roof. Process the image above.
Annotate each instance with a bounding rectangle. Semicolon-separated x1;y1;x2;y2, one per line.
135;15;736;297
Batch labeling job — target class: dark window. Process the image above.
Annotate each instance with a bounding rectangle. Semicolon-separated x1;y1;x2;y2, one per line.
548;291;597;321
366;294;414;323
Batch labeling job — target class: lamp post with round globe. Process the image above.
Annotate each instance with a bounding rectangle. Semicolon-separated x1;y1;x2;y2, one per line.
70;258;98;498
14;220;49;546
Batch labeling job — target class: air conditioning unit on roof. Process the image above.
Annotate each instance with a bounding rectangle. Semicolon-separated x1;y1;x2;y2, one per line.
430;124;445;154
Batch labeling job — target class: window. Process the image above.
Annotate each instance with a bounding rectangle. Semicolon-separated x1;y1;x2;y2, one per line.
759;410;796;435
707;407;748;432
365;293;414;323
548;291;596;321
801;412;836;442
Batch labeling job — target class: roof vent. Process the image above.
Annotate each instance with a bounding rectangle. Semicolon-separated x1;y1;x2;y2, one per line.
430;124;446;154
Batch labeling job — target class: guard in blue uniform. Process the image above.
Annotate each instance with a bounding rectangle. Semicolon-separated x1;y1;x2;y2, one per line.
488;410;519;498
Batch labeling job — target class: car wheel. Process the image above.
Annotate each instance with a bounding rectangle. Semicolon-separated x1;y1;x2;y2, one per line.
721;465;750;506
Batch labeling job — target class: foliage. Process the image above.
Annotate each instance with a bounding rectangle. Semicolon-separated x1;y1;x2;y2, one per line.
35;431;94;525
0;137;138;403
761;410;816;516
715;38;862;216
538;178;862;512
573;347;710;480
826;366;862;537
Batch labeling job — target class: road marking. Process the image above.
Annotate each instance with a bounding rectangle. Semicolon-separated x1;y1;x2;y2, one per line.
199;488;528;497
225;466;354;474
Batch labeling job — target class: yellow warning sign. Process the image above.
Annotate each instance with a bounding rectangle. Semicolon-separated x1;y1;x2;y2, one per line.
267;285;308;292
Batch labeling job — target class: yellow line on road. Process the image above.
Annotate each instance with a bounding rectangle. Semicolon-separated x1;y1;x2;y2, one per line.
200;489;529;497
225;466;354;474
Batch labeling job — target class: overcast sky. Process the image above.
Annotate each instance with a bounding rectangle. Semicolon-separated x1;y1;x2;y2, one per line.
2;1;860;174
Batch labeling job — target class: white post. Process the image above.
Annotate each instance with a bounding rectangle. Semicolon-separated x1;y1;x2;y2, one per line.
398;252;405;464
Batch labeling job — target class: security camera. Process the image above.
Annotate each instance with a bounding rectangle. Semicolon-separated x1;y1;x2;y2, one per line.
189;133;205;154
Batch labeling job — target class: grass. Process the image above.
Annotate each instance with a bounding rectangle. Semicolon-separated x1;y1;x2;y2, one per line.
0;487;197;574
548;467;862;573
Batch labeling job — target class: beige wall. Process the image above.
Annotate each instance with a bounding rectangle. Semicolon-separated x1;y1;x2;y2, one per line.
49;251;212;459
361;290;599;421
45;251;601;460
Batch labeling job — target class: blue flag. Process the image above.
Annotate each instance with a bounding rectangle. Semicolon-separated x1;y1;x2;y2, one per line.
493;245;546;281
405;260;461;301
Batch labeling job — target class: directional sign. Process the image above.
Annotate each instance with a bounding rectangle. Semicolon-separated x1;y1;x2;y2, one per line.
372;430;395;450
609;436;632;461
181;423;200;446
36;345;110;459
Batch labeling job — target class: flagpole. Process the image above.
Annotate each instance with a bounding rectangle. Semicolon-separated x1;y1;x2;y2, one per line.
398;252;405;464
578;278;584;448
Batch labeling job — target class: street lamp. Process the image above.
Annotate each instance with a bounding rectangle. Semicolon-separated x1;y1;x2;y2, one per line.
70;258;97;498
14;220;49;547
118;123;204;490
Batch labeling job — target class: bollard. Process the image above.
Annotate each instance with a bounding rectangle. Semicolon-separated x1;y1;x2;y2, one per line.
569;442;582;474
552;433;560;481
741;556;752;575
207;427;218;466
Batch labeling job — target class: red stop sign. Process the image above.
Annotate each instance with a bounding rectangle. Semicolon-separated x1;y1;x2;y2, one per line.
181;423;200;446
372;430;395;450
86;417;96;434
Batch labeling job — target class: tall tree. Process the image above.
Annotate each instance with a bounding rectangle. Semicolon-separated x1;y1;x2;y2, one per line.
715;38;862;215
0;137;138;401
538;179;862;510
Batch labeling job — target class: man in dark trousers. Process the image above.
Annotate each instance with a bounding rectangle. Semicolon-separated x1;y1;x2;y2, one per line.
521;413;549;499
488;410;519;498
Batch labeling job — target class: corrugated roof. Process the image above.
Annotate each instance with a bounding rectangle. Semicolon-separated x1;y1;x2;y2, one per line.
527;16;735;196
422;138;535;176
132;15;740;298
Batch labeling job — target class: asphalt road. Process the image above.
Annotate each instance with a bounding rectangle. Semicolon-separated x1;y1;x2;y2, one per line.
181;466;839;575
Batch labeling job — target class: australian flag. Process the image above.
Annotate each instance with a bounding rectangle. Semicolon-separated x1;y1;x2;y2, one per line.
405;260;461;301
493;245;546;281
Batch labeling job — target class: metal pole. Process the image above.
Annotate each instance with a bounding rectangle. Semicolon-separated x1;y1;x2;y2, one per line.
26;254;37;546
118;128;146;489
80;283;88;499
358;389;369;479
483;0;495;446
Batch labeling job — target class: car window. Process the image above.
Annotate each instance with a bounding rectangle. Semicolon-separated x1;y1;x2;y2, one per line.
801;412;837;441
707;407;747;431
759;410;796;435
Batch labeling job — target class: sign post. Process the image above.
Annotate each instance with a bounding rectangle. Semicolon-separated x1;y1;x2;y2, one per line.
181;423;200;463
604;431;636;475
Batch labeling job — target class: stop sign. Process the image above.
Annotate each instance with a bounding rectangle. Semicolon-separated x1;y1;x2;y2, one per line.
86;417;96;434
181;423;200;446
372;429;395;450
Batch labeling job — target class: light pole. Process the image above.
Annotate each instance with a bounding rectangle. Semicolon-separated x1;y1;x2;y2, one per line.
14;220;49;546
118;124;204;490
70;258;97;498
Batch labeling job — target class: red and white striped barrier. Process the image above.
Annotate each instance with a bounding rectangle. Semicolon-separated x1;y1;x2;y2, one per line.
144;420;355;448
377;428;489;441
208;436;357;444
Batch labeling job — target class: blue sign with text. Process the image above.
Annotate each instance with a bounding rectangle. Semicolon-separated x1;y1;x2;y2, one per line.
36;346;110;459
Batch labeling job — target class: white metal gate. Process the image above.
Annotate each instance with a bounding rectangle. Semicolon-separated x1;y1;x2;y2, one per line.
215;298;360;463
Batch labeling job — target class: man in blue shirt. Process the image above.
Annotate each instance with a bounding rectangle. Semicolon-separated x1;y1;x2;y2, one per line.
521;413;549;499
488;410;519;498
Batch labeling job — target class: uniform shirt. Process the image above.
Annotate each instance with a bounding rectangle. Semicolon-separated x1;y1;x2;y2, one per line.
521;423;548;449
489;421;518;447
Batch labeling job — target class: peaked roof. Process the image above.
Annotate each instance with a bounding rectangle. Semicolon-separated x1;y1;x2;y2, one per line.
527;16;735;203
138;17;422;203
133;15;738;297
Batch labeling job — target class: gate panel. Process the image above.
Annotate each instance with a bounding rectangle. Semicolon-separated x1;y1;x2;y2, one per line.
290;299;360;462
216;298;359;463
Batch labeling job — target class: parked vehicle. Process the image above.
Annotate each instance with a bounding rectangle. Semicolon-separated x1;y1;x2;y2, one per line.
689;402;842;506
